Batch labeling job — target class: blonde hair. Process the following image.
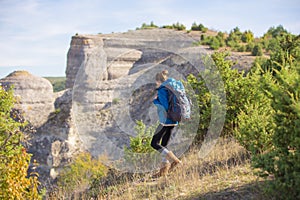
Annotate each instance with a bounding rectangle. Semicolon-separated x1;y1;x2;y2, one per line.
155;70;169;82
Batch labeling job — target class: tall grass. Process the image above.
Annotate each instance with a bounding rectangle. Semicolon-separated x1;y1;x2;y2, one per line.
85;138;271;200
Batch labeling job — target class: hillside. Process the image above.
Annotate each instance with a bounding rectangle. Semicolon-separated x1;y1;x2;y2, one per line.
44;76;66;92
48;138;273;199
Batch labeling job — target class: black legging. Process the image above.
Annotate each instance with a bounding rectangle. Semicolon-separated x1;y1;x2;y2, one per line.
151;124;175;152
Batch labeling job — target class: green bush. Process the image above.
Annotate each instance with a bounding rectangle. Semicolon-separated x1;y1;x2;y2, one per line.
264;25;288;38
241;30;254;43
261;65;300;199
124;120;158;169
198;34;225;50
246;42;255;52
235;32;300;199
252;44;263;56
162;22;186;31
266;38;280;52
0;87;40;200
137;21;158;30
124;120;157;154
57;152;107;197
237;44;246;52
191;22;208;32
234;69;275;154
188;51;253;140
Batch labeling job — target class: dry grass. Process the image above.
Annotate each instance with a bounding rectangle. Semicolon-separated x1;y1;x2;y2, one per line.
94;138;271;200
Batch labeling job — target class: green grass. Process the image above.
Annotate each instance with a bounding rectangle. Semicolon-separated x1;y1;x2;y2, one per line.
44;77;66;92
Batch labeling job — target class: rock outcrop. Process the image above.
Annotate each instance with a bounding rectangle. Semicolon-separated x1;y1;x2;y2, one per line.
66;29;196;89
0;71;54;127
29;89;81;181
0;71;81;182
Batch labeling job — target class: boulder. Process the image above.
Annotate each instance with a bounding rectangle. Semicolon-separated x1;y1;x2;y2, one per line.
0;70;54;127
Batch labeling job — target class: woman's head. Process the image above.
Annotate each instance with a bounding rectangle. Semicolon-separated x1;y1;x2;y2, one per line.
155;70;169;85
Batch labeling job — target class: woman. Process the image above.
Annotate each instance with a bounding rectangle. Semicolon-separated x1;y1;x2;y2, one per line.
151;70;182;177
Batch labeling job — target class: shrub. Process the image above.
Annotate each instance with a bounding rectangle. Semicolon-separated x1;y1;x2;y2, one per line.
266;38;280;52
162;22;186;31
264;25;288;38
0;86;40;199
210;37;221;50
138;21;158;30
261;65;300;199
237;44;246;52
124;120;158;170
188;51;253;141
57;152;107;197
191;22;208;32
198;34;225;50
235;32;300;199
125;120;157;154
234;69;275;154
241;30;254;43
252;44;263;56
246;42;255;52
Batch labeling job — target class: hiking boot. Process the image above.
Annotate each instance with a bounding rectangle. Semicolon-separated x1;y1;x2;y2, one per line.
168;161;181;172
152;162;171;178
166;151;182;164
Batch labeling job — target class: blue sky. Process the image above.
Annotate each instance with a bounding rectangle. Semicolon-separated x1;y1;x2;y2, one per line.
0;0;299;78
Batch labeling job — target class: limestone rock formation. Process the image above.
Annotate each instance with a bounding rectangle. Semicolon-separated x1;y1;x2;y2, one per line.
28;89;81;181
0;71;54;127
66;29;196;89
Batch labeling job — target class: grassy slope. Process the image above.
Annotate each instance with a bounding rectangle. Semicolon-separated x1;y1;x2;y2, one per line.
93;138;273;200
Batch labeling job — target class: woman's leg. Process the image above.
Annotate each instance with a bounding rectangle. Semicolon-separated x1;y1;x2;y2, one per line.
161;126;174;147
151;124;167;152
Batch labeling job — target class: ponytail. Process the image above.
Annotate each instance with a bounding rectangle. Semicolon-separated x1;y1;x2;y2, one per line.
156;70;169;82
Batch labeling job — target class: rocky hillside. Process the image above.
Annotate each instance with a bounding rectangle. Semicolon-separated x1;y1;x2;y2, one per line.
0;28;255;186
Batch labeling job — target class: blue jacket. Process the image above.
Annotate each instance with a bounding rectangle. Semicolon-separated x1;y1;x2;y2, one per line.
153;78;179;125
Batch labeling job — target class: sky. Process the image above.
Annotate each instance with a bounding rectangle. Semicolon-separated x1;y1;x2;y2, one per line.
0;0;299;78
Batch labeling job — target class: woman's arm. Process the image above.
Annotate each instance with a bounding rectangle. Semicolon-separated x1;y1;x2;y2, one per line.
157;87;169;111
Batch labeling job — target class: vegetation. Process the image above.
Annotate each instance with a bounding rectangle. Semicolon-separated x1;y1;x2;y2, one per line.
49;138;270;199
195;24;291;57
187;29;300;199
162;22;186;31
44;77;66;92
136;21;159;30
188;51;255;139
54;152;108;199
191;22;208;32
235;33;300;199
0;86;40;199
123;120;157;171
124;120;157;154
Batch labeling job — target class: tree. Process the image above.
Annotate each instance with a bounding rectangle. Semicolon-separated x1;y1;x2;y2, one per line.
138;21;158;30
235;32;300;199
0;86;40;199
252;44;263;56
191;22;208;32
264;25;288;38
241;30;254;43
188;51;254;140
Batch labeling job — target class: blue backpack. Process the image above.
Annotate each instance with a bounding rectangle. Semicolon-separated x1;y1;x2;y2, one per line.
166;80;191;122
